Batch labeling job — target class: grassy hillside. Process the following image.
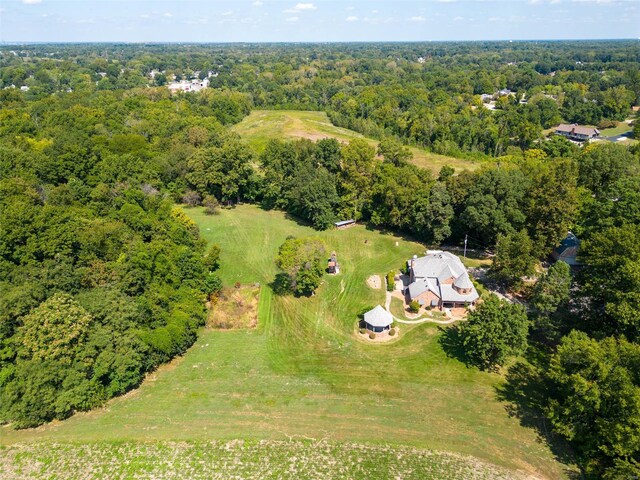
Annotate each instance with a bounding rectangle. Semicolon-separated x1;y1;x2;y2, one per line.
0;206;568;479
2;442;534;480
231;110;480;174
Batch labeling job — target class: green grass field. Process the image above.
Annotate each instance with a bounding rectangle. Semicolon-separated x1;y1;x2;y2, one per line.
0;205;568;479
599;121;633;137
231;110;479;174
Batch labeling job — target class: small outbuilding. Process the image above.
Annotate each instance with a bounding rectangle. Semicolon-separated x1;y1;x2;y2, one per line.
327;251;340;274
335;219;356;229
363;305;393;333
552;232;581;266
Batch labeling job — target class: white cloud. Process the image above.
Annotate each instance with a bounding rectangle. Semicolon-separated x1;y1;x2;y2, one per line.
285;16;299;21
294;2;316;10
453;16;464;21
163;12;173;18
346;6;355;10
252;0;263;5
284;3;316;13
346;15;358;21
222;10;233;16
372;10;379;14
22;0;42;4
410;15;426;21
140;14;150;19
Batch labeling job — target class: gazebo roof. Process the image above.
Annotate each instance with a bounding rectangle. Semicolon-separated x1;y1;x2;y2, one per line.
363;305;393;328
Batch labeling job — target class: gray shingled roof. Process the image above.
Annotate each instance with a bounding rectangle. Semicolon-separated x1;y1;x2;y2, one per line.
453;272;473;289
407;252;479;304
555;124;599;136
440;284;479;303
411;252;465;280
363;305;393;328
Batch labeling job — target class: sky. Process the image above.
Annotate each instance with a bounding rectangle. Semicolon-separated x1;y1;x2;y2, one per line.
0;0;639;43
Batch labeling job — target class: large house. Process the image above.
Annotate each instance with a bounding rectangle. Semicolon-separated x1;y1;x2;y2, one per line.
555;124;599;142
406;251;479;310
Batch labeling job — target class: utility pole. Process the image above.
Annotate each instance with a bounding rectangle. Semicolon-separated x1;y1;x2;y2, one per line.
464;234;468;258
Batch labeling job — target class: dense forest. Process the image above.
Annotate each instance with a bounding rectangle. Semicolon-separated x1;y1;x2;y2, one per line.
1;41;639;478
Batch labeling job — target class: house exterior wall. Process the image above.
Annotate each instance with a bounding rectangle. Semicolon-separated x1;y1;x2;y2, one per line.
414;290;439;307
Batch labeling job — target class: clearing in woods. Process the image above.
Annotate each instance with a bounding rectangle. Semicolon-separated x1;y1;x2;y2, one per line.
0;205;570;479
231;109;480;174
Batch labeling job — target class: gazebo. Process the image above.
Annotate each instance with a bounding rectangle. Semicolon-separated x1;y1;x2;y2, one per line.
363;305;393;333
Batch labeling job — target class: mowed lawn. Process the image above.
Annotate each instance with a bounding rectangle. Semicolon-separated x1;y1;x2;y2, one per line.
0;205;565;479
231;110;479;174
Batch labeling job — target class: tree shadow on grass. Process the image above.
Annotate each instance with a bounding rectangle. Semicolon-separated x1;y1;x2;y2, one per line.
438;325;580;476
496;361;580;478
269;273;292;296
437;325;471;367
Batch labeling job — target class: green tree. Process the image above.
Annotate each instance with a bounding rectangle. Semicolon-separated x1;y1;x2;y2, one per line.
545;331;640;478
459;294;529;370
16;293;93;364
491;230;536;288
377;137;413;166
203;244;221;271
577;143;638;198
530;261;571;315
275;237;327;296
579;224;640;341
339;139;376;220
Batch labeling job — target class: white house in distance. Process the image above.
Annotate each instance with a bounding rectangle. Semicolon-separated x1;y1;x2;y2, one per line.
167;77;210;93
406;251;479;312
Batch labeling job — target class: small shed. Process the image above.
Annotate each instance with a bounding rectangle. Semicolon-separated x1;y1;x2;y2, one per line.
327;251;340;274
363;305;393;333
552;232;581;266
335;219;356;229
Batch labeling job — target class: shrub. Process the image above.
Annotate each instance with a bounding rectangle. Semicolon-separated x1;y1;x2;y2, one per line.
359;328;366;335
234;281;241;289
182;190;201;207
203;195;220;215
389;328;396;336
386;271;395;292
368;332;376;340
409;300;420;313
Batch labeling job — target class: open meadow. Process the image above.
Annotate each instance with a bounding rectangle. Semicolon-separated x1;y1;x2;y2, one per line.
0;205;568;479
231;110;480;174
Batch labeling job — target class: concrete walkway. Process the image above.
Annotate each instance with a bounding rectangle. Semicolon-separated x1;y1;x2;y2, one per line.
384;291;461;325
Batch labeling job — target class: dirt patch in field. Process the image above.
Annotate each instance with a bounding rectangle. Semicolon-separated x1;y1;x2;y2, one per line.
366;275;381;289
208;286;260;330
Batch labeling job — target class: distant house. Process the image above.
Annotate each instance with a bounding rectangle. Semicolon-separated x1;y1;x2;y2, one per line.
363;305;393;333
167;77;209;93
334;219;355;230
552;232;581;266
406;251;479;311
555;124;600;142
